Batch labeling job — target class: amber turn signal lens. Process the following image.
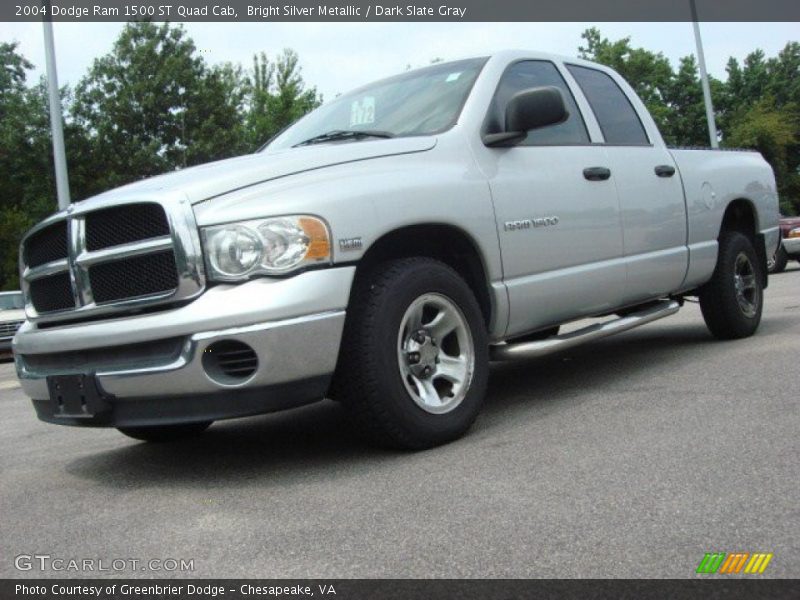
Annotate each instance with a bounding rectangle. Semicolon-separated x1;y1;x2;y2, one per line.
300;217;331;260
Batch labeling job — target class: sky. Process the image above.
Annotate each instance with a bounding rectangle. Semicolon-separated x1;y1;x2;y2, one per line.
1;21;798;100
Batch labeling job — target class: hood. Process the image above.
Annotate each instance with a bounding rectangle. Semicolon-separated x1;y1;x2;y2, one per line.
81;137;437;206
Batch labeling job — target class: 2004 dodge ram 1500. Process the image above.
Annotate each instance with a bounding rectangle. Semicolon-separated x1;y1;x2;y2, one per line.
13;51;780;448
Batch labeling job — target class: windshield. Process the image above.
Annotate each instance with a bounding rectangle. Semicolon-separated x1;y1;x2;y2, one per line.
0;292;24;311
266;57;487;150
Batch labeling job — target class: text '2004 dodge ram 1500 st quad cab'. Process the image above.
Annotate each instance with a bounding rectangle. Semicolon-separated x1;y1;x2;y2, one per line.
14;51;780;449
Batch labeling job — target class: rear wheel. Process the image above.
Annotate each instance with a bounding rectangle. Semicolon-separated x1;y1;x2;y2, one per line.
768;245;788;273
332;257;489;449
117;421;212;442
699;231;763;340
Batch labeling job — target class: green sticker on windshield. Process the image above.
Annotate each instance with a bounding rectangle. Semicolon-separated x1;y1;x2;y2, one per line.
445;72;462;82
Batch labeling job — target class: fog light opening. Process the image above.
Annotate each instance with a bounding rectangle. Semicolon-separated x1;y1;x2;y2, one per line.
202;340;258;384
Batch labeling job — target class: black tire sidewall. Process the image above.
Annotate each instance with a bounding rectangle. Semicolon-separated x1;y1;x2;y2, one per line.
771;246;788;273
701;231;763;338
357;260;488;446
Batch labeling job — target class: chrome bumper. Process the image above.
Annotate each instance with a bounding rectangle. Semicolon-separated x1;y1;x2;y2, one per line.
13;267;355;423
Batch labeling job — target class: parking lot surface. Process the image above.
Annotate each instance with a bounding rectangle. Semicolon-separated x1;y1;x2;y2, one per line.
1;265;798;578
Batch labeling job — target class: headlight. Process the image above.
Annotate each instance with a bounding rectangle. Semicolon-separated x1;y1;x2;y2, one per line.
788;227;800;239
201;216;331;281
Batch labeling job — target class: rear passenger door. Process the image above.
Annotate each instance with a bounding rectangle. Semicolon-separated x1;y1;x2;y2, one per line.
566;64;688;304
478;61;625;337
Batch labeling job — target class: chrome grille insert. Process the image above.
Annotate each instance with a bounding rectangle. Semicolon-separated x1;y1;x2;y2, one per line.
20;196;205;323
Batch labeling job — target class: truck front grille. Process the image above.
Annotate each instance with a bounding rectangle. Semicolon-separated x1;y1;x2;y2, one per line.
25;221;68;268
29;273;74;313
20;199;204;323
0;320;24;337
86;203;171;251
89;250;179;304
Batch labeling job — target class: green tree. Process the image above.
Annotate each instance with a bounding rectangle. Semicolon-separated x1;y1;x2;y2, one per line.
767;42;800;106
724;99;799;215
0;43;60;289
72;22;246;191
578;28;674;138
721;43;800;213
663;55;712;147
0;40;31;95
0;207;31;290
244;49;321;146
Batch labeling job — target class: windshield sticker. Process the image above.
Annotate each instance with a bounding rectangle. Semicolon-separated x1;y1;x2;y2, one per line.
445;72;462;82
350;97;376;126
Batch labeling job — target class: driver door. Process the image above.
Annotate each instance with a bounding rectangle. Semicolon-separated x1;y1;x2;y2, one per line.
476;61;625;337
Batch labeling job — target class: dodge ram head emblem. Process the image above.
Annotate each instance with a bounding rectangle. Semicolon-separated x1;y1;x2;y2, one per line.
503;216;560;231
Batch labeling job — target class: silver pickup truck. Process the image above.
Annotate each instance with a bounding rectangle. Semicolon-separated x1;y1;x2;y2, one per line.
14;50;779;448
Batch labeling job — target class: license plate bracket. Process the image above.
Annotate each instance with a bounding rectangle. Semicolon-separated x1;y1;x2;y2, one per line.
46;374;110;419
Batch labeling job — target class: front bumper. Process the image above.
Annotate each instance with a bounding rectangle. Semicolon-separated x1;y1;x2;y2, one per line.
14;267;355;426
782;236;800;256
0;337;12;352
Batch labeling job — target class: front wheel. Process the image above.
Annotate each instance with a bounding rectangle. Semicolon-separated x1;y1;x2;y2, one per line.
117;421;213;442
332;257;489;449
699;231;764;340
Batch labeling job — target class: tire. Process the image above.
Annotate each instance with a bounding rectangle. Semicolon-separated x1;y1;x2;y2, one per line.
699;231;764;340
332;257;489;450
117;421;212;442
768;245;788;273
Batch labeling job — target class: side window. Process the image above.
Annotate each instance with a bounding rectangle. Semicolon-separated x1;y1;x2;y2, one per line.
487;61;589;146
566;65;649;145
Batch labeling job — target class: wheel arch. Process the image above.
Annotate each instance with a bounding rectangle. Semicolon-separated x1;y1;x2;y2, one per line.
719;198;767;287
719;198;758;240
353;223;494;327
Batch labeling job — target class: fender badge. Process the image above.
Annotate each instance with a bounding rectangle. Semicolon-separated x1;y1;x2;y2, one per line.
339;237;363;251
504;216;560;231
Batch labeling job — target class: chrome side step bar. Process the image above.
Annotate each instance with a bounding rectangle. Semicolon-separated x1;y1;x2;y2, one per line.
490;300;681;362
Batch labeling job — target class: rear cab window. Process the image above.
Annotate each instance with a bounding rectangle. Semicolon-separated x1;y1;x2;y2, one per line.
566;64;650;145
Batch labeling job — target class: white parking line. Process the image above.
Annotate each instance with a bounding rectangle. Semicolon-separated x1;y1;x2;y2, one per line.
0;379;20;390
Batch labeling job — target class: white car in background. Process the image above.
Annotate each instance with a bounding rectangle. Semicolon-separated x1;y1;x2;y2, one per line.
0;291;25;357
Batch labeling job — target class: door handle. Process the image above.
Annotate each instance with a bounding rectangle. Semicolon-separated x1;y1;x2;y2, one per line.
583;166;611;181
655;164;676;177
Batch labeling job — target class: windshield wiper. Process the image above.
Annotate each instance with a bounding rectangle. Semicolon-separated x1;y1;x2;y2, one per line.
292;129;395;147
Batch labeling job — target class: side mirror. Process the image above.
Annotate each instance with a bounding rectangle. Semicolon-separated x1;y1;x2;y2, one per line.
484;86;569;146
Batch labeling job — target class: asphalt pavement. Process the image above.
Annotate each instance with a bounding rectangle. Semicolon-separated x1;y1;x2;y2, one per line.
1;265;798;579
